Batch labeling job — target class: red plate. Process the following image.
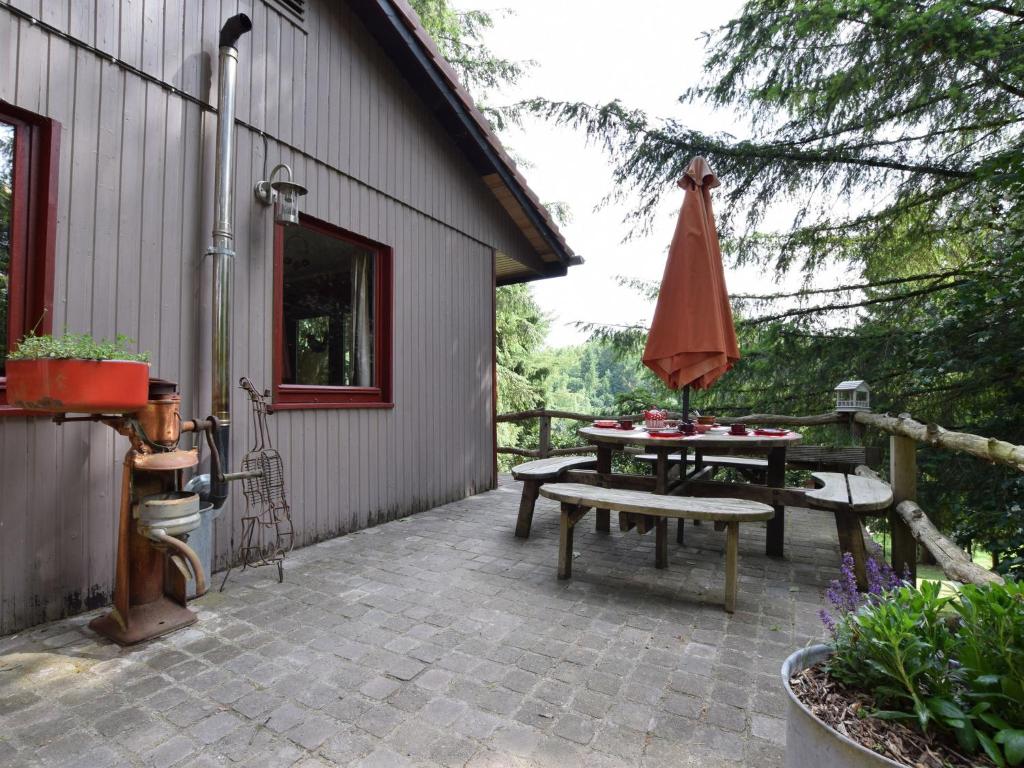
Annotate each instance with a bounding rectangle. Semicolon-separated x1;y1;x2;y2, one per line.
647;431;683;438
592;420;618;428
754;428;788;437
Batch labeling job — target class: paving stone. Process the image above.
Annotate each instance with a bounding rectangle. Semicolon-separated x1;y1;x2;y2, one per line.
324;694;373;724
420;696;468;727
2;479;847;768
607;701;655;732
428;732;479;767
361;675;402;700
231;689;285;719
663;692;704;719
750;714;787;746
707;702;747;733
450;706;503;740
319;730;376;764
649;712;699;742
382;684;427;714
534;734;586;768
591;721;646;761
142;734;197;768
355;702;406;738
513;697;559;730
413;667;452;692
286;712;340;750
351;746;413;768
264;701;308;734
164;698;219;728
585;671;623;696
552;713;596;745
488;722;545;757
187;711;244;745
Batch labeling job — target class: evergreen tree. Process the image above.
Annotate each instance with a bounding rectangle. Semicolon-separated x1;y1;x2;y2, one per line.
530;0;1024;573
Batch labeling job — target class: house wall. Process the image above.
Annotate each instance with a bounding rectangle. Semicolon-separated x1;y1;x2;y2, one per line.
0;0;537;634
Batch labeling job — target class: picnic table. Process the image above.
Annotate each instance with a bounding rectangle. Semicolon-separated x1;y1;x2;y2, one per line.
577;425;803;557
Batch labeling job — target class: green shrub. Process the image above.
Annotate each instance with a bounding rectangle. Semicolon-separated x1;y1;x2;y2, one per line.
9;332;150;363
826;579;1024;766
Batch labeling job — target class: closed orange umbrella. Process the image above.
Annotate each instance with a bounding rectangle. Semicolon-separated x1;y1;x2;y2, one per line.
643;157;739;413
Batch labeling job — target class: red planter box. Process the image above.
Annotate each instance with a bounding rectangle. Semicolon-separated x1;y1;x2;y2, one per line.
6;359;150;414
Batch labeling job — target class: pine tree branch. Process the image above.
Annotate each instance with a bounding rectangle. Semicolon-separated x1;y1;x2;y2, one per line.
731;268;973;301
967;59;1024;101
710;139;977;180
963;1;1024;19
737;279;972;326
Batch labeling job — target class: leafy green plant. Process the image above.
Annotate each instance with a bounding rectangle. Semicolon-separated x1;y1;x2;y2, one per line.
825;579;1024;766
9;332;150;363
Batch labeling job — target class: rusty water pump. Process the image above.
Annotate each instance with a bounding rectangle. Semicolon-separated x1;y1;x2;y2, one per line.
55;380;259;645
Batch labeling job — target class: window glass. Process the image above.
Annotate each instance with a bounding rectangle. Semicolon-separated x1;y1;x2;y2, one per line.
0;121;13;377
281;224;376;387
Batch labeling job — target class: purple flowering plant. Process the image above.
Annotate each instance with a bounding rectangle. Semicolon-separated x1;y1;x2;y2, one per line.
815;556;1024;765
819;552;904;635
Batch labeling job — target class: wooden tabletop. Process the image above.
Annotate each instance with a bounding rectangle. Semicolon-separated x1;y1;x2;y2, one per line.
578;425;803;450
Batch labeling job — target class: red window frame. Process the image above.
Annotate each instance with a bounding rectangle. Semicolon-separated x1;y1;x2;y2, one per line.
0;102;60;413
272;213;394;410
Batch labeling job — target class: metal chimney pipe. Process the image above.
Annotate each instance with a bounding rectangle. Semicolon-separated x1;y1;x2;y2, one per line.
207;13;251;510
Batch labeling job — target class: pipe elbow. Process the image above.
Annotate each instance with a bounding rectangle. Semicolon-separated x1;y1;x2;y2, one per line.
219;14;252;49
151;530;208;597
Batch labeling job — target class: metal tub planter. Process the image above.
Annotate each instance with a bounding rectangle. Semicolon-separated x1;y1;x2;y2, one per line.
782;644;903;768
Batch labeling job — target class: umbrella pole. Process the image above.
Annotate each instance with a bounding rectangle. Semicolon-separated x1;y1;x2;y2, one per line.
681;385;690;423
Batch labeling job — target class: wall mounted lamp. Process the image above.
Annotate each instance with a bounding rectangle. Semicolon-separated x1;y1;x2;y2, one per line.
254;163;308;225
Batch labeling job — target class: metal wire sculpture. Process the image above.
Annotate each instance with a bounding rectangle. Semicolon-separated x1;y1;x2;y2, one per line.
219;378;294;589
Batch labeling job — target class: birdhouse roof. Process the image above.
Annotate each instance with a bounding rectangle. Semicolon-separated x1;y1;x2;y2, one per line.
835;380;869;391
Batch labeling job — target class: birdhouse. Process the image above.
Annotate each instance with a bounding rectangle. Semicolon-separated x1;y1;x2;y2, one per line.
835;380;870;412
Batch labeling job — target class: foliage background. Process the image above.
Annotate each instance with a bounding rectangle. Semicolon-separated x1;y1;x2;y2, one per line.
412;0;1024;574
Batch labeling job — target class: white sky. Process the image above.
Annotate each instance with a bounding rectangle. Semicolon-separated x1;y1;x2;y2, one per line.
466;0;815;347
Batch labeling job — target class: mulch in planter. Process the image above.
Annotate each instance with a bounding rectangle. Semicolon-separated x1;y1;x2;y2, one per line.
790;663;995;768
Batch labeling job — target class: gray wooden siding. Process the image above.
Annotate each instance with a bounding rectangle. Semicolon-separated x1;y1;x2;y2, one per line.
0;0;530;634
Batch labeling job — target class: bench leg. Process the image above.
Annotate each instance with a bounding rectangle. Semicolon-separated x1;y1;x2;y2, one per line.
515;479;541;539
558;503;577;579
834;509;868;590
765;447;786;558
595;445;612;532
676;519;685;544
724;522;739;613
655;517;668;569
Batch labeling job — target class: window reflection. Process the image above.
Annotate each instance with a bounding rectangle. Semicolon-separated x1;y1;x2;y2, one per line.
0;121;13;377
282;224;376;387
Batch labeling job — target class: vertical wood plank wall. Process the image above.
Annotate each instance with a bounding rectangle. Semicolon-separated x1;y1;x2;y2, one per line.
0;0;540;634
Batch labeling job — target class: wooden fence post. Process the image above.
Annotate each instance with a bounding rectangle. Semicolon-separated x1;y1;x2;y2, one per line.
890;435;918;582
538;415;552;459
848;412;866;444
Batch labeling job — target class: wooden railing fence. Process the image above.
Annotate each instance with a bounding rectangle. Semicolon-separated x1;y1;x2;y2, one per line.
496;408;1020;587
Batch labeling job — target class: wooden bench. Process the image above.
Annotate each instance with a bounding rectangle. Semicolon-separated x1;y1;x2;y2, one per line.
538;483;774;612
805;471;893;588
787;445;883;472
511;456;597;538
636;453;768;482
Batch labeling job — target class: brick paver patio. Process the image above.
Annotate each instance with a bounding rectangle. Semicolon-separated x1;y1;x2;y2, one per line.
0;476;839;767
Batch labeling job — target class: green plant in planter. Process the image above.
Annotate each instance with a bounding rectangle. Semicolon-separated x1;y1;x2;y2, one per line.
824;562;1024;766
9;332;150;362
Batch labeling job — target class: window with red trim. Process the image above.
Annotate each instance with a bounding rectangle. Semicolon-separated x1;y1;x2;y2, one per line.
0;102;59;411
273;214;393;409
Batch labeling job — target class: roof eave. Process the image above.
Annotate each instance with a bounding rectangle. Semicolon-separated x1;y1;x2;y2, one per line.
348;0;578;278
